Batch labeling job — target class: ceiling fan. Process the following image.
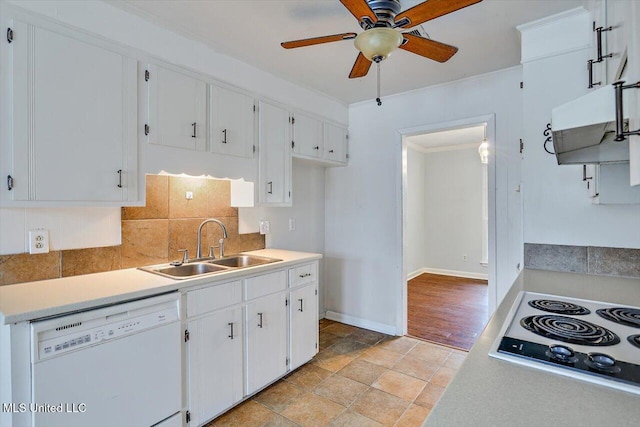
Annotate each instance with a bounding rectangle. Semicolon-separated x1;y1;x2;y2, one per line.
281;0;483;104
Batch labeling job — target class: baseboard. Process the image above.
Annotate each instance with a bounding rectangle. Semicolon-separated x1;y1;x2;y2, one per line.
324;311;397;335
410;267;488;281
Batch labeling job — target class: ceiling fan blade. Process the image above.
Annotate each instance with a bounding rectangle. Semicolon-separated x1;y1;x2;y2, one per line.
281;32;357;49
349;53;372;79
340;0;377;25
395;0;482;28
399;33;458;63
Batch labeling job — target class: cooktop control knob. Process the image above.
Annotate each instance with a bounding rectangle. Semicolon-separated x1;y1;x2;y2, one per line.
585;352;621;373
546;344;578;364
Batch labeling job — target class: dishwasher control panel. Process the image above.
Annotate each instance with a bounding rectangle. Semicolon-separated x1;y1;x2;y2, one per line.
33;295;180;363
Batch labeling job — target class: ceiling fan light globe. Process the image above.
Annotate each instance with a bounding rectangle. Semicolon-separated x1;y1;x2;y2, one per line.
354;28;403;62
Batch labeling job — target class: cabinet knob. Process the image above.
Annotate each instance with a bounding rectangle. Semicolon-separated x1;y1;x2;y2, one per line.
329;149;334;153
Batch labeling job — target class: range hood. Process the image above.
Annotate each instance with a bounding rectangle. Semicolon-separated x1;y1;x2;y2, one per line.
551;84;630;165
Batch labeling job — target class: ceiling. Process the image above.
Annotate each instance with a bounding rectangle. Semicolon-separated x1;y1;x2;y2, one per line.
107;0;583;104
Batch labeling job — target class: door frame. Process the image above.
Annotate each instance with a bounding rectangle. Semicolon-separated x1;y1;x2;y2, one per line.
396;114;497;335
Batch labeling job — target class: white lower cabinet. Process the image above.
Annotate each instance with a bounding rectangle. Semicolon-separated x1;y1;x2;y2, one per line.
187;306;243;426
246;292;288;395
290;283;319;370
185;261;318;426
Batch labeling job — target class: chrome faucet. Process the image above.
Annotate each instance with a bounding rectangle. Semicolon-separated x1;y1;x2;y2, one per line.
196;218;228;259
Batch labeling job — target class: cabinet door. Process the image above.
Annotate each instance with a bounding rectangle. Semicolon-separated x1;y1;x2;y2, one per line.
246;292;288;395
188;306;243;426
323;122;349;164
210;85;255;158
290;283;319;370
258;101;292;206
628;2;640;186
145;64;207;151
292;113;323;158
1;15;137;203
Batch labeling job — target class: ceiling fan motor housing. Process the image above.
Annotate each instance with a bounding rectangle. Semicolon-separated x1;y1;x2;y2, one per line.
363;0;402;29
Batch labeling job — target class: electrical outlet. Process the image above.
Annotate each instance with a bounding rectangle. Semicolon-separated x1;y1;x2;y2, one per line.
259;220;270;235
288;218;296;231
463;254;468;262
29;229;50;254
185;191;193;200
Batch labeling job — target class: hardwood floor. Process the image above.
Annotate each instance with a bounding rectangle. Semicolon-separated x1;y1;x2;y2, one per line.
408;273;488;350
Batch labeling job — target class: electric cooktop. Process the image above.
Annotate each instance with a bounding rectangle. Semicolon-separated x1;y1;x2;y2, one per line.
489;291;640;395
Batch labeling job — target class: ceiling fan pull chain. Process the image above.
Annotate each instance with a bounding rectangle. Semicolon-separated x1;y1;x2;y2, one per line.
376;61;382;107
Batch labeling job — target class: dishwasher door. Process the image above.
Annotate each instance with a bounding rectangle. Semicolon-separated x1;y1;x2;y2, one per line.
30;293;182;427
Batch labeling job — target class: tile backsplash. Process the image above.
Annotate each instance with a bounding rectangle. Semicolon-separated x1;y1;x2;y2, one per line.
524;243;640;278
0;175;265;285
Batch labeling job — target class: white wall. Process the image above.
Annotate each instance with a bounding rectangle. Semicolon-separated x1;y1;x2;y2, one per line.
406;149;426;275
0;0;346;256
324;67;523;334
421;147;485;277
520;8;640;249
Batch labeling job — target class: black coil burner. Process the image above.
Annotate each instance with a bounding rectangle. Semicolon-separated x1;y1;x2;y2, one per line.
520;315;620;346
596;307;640;328
628;335;640;349
528;299;590;315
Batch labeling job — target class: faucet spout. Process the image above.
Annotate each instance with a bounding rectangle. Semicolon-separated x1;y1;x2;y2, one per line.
196;218;228;259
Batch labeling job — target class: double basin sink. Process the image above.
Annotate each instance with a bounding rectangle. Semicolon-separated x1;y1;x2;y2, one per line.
140;254;282;279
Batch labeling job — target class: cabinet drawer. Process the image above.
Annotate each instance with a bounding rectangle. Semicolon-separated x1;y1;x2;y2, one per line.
245;270;287;300
187;281;242;317
289;263;318;287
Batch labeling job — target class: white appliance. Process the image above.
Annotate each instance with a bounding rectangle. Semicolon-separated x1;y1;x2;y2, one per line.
30;292;182;427
490;291;640;395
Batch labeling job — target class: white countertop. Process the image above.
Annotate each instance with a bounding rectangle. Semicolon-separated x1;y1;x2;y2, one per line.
425;269;640;427
0;249;321;324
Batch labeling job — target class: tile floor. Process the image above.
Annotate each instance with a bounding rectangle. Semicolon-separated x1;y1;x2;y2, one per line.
208;319;466;427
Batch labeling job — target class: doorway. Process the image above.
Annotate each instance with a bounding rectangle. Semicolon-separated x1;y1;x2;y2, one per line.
398;115;497;349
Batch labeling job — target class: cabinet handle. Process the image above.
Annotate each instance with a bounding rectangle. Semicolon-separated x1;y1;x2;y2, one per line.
299;273;311;278
314;146;319;150
594;24;613;63
222;128;227;144
192;122;197;138
228;322;234;339
587;60;601;89
144;124;150;136
117;169;123;188
613;81;640;141
267;181;273;194
258;313;263;328
7;175;13;191
329;149;334;153
298;298;304;312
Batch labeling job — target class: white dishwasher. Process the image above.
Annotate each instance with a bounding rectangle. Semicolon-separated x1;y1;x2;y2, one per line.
30;292;182;427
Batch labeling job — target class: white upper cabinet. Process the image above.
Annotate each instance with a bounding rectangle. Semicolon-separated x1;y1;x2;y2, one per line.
292;113;323;158
258;101;292;206
210;85;255;158
143;63;207;151
323;122;349;164
0;11;138;205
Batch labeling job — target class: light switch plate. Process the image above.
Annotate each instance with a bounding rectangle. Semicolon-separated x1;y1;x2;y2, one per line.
29;229;49;254
288;218;296;231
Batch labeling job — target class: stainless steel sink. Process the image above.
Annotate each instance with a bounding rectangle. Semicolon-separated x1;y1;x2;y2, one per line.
140;262;230;279
207;254;281;268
